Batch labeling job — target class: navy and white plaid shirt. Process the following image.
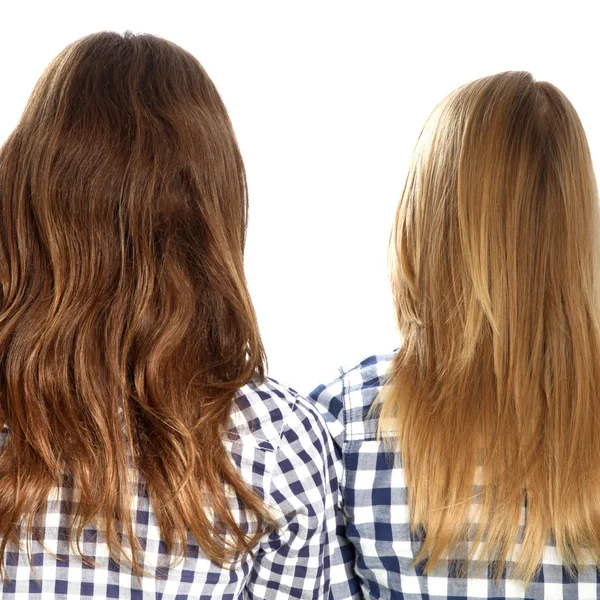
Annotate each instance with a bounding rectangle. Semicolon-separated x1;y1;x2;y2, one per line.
0;378;340;599
309;352;600;600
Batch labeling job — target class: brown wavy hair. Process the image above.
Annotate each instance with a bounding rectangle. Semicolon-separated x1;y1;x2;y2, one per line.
0;31;273;577
379;72;600;583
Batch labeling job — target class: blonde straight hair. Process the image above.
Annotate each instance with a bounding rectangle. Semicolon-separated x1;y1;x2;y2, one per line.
378;71;600;583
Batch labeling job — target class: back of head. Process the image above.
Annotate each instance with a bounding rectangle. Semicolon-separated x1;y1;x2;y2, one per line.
382;71;600;582
0;31;269;575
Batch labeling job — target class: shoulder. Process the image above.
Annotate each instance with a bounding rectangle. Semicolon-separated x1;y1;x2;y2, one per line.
227;377;329;454
227;378;335;528
308;351;396;445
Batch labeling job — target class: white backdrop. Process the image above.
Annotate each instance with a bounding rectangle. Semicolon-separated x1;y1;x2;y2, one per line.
1;1;598;394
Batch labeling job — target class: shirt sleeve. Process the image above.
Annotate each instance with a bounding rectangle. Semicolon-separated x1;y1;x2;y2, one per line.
244;395;341;599
309;378;364;600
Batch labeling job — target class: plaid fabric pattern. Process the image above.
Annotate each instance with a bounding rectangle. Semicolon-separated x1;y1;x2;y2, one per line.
309;352;600;600
0;378;339;599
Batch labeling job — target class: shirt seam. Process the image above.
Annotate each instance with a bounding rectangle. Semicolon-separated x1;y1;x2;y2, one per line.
338;365;348;497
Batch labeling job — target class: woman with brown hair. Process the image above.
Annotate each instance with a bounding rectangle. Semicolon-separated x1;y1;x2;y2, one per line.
0;31;339;598
311;72;600;598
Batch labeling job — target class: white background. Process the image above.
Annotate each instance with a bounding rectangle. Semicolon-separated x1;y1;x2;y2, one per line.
1;1;598;394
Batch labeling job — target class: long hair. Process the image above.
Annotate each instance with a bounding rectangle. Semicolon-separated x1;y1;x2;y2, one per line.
0;31;273;577
379;71;600;583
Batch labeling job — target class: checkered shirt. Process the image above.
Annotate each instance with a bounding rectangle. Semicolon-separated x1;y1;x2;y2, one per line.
309;352;600;600
0;378;340;599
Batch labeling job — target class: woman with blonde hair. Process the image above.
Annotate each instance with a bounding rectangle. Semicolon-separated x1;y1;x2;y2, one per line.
311;72;600;598
0;31;339;598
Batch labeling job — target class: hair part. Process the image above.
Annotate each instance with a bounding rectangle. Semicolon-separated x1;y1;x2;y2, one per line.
0;30;272;578
379;71;600;583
